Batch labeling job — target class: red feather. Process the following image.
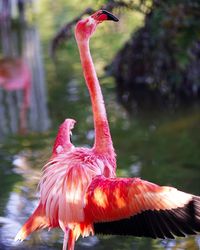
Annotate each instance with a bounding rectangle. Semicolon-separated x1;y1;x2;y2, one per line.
84;176;193;222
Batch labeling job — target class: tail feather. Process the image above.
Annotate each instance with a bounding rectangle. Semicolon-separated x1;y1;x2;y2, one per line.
15;203;49;241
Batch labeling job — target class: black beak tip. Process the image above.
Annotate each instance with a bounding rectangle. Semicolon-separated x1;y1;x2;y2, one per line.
102;10;119;22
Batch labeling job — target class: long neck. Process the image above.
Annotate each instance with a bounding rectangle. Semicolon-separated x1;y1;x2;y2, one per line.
77;39;114;154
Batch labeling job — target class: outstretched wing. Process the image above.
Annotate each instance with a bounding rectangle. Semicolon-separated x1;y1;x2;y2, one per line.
84;176;200;239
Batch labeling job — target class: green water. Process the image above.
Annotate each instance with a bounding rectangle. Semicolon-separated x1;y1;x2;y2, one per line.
0;1;200;249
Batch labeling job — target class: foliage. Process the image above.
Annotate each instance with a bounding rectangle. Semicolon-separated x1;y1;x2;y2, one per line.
110;0;200;112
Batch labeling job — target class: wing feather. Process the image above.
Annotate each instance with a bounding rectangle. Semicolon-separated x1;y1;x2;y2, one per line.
84;176;200;239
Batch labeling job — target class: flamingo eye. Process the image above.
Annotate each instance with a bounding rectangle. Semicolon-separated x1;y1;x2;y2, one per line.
86;17;95;26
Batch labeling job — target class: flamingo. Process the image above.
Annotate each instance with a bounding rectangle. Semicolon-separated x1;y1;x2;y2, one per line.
0;58;31;132
15;10;200;250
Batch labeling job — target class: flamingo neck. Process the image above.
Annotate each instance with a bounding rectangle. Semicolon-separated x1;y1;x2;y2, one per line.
77;39;114;154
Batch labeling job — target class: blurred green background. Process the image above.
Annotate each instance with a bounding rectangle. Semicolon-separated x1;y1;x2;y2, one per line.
0;1;200;249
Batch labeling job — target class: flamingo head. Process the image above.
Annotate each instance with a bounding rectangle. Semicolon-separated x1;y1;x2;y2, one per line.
75;10;119;42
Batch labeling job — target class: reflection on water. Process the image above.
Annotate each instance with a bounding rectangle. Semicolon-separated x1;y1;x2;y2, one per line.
0;58;31;134
0;0;50;139
24;26;50;133
0;192;26;248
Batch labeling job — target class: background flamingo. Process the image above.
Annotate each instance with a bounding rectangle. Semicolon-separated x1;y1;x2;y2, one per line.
0;57;31;132
15;10;200;250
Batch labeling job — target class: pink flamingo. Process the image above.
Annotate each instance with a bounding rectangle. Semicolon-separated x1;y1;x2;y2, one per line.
0;57;31;132
15;10;200;250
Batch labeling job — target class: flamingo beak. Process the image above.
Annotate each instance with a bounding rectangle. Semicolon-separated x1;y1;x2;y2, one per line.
92;10;119;23
101;10;119;22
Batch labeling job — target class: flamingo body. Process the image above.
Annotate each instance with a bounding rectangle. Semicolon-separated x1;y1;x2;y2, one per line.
15;118;116;248
15;10;200;250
